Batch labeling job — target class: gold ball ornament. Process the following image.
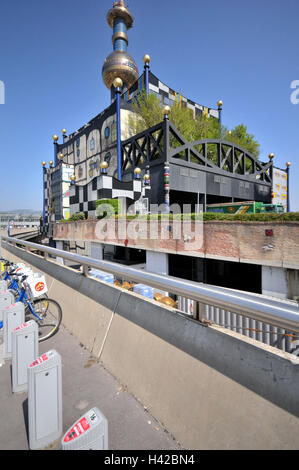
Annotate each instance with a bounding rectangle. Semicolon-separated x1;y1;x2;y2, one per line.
268;153;274;160
52;135;59;142
49;161;53;166
70;175;76;181
100;161;109;169
286;162;291;168
143;54;151;64
42;161;46;167
58;153;64;160
134;167;142;175
217;100;223;108
162;105;171;116
62;129;67;135
113;77;123;89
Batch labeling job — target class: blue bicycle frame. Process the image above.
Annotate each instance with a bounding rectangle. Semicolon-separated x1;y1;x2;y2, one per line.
0;273;43;329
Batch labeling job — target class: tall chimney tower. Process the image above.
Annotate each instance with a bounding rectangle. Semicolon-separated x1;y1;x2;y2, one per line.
102;1;139;100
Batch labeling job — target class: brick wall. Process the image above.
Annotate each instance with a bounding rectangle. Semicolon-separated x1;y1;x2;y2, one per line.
53;220;299;269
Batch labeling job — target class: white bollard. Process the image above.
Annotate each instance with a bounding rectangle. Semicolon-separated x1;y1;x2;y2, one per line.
12;320;39;394
0;280;7;292
28;350;62;450
61;407;109;450
3;303;25;360
0;291;15;332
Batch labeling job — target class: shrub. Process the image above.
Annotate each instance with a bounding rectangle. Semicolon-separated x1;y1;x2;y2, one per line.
96;199;120;219
69;212;86;221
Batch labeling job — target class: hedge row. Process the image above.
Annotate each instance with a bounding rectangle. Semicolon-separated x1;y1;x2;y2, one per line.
60;211;299;223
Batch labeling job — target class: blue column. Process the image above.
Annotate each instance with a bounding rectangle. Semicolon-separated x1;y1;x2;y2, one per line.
43;166;46;225
113;18;127;52
286;164;291;212
217;101;223;126
116;86;122;181
54;142;58;166
143;55;151;95
144;66;149;95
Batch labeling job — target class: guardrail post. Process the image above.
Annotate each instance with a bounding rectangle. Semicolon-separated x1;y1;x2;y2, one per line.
197;302;206;323
81;265;89;277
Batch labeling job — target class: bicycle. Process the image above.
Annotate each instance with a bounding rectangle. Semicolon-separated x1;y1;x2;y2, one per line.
0;258;62;342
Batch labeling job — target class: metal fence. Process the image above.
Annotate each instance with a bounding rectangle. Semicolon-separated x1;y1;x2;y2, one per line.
1;235;299;355
178;294;299;355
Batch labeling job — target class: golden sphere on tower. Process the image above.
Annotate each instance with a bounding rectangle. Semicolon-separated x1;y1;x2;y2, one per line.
52;135;59;142
102;51;139;90
70;175;76;181
62;129;67;135
143;54;151;64
144;173;150;181
217;100;223;108
113;77;123;89
49;161;53;166
268;153;274;160
134;167;142;175
42;161;46;166
162;105;171;116
286;162;291;168
100;161;109;169
58;153;64;160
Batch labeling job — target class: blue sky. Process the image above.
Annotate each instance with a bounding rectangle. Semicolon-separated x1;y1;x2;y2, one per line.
0;0;298;211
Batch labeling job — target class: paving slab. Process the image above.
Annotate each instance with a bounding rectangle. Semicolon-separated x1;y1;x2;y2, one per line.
0;325;182;450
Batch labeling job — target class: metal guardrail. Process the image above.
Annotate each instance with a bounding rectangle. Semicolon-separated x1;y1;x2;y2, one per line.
1;235;299;336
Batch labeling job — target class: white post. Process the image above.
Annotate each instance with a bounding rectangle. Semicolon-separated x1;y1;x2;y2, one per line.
28;350;62;450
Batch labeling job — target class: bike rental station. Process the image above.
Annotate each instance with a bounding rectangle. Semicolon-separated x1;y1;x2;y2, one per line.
0;255;108;450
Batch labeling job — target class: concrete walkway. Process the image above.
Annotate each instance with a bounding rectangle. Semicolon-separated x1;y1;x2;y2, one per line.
0;325;182;450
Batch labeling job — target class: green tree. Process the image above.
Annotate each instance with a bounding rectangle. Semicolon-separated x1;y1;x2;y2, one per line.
223;124;260;158
128;92;260;161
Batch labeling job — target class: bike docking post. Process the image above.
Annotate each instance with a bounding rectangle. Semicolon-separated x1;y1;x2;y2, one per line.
0;290;15;337
3;303;25;361
61;407;109;450
0;280;7;292
11;320;39;394
28;350;62;450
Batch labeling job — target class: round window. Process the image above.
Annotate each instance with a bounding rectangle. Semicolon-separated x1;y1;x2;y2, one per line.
104;126;110;139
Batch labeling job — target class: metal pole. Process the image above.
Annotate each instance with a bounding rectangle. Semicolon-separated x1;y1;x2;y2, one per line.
115;85;122;181
143;55;150;95
286;163;291;212
217;101;223;127
43;166;46;225
144;64;149;95
54;142;58;167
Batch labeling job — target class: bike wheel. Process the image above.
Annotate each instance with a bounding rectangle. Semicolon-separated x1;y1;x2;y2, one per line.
25;297;62;342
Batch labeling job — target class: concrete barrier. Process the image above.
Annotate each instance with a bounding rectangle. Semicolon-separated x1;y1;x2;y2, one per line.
2;242;299;450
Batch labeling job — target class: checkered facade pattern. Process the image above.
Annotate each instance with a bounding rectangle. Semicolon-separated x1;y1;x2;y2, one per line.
122;71;220;120
69;174;151;218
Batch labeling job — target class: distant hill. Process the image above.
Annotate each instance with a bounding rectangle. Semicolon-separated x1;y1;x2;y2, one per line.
0;209;41;214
